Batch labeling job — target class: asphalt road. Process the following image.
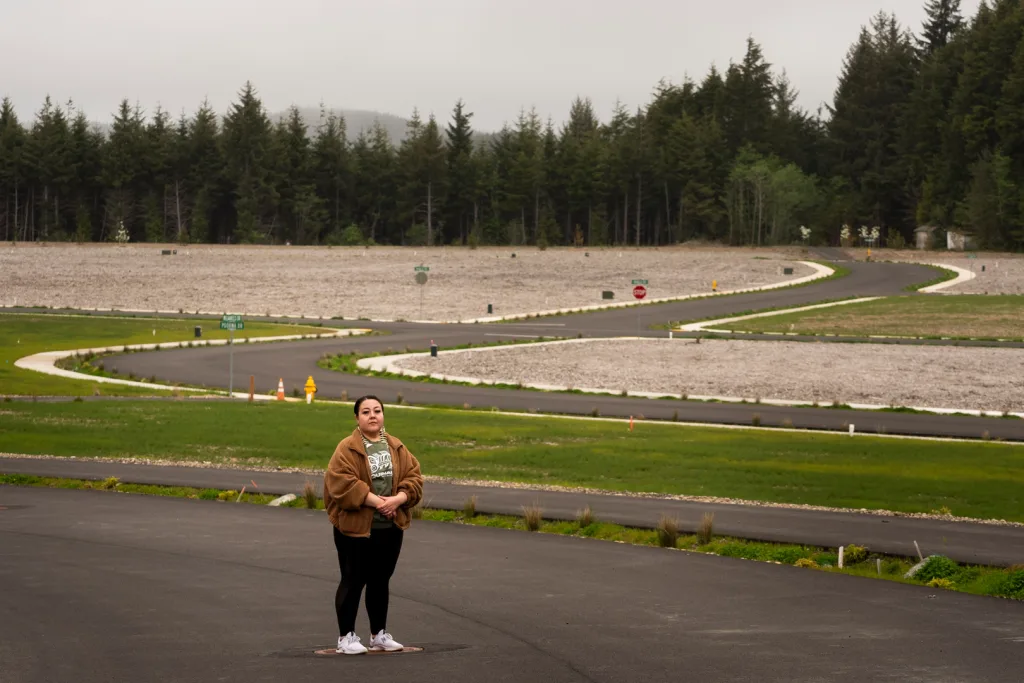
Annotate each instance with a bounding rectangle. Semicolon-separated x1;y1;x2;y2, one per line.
3;485;1022;683
3;456;1022;567
15;258;1024;440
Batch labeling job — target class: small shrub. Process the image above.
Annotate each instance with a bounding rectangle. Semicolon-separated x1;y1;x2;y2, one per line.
927;578;955;590
291;387;301;398
657;514;680;548
697;512;715;545
914;555;959;583
198;489;219;500
672;410;679;421
341;390;348;401
576;505;594;528
463;495;478;519
991;569;1024;599
73;396;84;403
782;418;793;428
100;476;120;490
591;407;600;417
522;503;543;531
410;503;424;519
843;544;868;565
302;482;319;509
396;392;404;405
794;558;818;569
217;490;239;502
751;413;761;427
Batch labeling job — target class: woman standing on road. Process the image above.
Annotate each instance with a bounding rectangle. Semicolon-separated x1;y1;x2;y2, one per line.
323;395;424;655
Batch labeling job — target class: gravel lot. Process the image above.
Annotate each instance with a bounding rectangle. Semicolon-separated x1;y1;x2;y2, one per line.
0;244;813;322
393;338;1024;413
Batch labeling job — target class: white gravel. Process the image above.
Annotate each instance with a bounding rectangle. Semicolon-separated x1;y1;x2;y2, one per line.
393;338;1024;414
0;244;813;322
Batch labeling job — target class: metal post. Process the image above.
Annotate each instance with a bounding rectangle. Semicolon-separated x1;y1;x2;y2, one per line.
229;329;234;398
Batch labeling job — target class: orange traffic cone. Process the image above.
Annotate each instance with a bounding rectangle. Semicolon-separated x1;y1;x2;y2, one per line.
629;416;634;431
277;378;285;401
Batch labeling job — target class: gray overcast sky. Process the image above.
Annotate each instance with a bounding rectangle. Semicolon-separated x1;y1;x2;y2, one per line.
1;0;982;132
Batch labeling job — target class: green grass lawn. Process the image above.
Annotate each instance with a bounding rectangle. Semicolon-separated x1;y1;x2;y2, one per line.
727;295;1024;340
1;400;1022;522
0;313;327;396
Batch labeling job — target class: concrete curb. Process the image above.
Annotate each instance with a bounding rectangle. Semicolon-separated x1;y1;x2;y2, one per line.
673;297;883;333
457;261;835;324
918;263;977;293
356;337;1024;422
14;328;370;397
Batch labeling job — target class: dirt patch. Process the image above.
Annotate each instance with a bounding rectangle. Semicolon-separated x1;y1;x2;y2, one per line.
0;244;812;322
394;338;1024;413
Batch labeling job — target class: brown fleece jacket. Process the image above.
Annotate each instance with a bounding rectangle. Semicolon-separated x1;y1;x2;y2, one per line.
323;428;424;538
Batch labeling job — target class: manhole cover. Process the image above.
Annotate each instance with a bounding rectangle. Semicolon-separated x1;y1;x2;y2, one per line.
314;647;424;656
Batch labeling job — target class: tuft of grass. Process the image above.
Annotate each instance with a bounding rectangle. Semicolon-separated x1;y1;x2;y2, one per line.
410;502;424;519
657;514;680;548
576;504;595;528
697;512;715;545
522;503;543;531
463;495;478;519
100;476;120;490
752;413;761;427
302;481;319;509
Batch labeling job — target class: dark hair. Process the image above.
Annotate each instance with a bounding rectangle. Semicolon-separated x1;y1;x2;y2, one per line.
353;395;384;415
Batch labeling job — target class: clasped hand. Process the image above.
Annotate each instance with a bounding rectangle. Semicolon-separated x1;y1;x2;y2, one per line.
375;492;407;518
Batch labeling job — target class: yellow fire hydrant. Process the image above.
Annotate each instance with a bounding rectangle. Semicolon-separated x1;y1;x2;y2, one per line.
712;279;718;292
304;376;317;404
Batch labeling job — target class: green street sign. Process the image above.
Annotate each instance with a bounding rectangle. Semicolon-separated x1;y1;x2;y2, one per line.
414;266;430;272
220;321;244;331
221;314;243;322
631;279;648;285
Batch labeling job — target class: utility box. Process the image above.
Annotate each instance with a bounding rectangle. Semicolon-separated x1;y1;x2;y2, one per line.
602;291;614;300
194;326;202;338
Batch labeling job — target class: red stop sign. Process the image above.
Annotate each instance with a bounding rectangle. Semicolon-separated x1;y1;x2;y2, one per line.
633;285;647;300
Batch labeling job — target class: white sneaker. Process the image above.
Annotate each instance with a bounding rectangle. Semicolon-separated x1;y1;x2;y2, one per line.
337;632;367;655
369;630;404;651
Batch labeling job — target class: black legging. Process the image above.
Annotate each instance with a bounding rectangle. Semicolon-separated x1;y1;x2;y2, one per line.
333;525;404;636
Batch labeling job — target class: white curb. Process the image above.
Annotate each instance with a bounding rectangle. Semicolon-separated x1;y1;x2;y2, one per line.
458;261;835;323
356;337;1024;421
674;297;884;333
918;263;977;293
13;328;369;397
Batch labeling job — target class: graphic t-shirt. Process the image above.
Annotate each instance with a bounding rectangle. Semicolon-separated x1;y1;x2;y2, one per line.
361;430;394;529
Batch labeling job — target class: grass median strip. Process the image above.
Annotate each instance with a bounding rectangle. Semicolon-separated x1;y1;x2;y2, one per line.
3;473;1021;603
0;313;329;396
1;401;1023;522
724;295;1024;341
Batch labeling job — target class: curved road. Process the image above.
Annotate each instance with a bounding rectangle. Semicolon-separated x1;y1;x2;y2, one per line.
34;258;1024;441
